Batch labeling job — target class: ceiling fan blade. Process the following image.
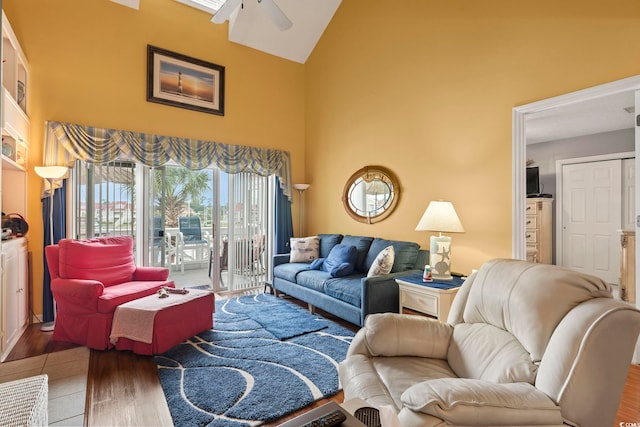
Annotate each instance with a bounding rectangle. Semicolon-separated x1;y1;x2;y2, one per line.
257;0;293;31
211;0;242;24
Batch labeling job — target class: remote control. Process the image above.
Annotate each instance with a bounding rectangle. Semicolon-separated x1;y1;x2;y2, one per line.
301;409;347;427
163;287;189;294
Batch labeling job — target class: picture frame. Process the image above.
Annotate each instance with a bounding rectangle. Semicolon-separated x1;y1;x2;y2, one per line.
147;45;225;116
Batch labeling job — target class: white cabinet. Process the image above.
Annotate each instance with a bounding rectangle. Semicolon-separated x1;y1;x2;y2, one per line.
0;11;30;362
525;197;553;264
1;237;28;362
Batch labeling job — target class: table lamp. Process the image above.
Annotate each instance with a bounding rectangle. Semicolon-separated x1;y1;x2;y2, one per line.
35;165;68;332
415;200;464;280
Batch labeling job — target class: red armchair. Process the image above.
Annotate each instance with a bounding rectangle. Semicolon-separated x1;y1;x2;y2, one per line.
45;236;174;350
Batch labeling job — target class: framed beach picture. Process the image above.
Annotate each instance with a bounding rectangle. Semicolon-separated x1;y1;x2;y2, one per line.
147;45;225;115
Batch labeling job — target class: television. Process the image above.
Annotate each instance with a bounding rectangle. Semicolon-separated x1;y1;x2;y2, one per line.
526;167;540;195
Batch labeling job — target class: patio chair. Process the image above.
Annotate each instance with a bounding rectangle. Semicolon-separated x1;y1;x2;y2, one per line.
164;231;181;272
251;234;265;273
151;217;181;270
177;216;211;271
208;238;229;286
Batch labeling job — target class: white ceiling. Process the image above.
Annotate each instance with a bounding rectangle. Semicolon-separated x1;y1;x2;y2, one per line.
226;0;341;64
525;90;636;144
111;0;341;64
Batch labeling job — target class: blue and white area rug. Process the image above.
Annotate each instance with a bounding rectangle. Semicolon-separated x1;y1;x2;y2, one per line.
155;293;355;427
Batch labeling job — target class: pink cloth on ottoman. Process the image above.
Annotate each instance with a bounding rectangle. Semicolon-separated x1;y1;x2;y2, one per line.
110;289;214;355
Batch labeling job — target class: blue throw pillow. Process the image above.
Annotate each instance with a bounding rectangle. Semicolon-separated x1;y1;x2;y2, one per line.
309;258;325;270
322;244;357;278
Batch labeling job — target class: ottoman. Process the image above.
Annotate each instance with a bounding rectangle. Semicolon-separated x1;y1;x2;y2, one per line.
110;289;214;355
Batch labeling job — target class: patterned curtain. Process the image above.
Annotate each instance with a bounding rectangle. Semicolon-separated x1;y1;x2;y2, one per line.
44;121;293;200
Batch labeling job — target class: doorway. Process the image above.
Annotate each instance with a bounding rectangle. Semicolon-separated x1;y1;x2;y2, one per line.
513;75;640;304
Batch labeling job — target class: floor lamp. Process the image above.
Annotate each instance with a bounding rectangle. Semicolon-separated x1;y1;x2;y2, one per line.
293;184;310;237
35;166;68;332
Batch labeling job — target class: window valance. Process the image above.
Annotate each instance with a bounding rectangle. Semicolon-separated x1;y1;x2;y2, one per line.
44;121;293;199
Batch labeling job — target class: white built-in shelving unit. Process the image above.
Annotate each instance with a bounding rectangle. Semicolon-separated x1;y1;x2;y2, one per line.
0;10;30;361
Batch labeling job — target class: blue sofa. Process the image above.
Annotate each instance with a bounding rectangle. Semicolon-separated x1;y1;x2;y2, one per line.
272;234;428;326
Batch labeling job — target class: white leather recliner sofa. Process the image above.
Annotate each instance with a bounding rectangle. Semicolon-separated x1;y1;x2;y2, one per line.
339;259;640;427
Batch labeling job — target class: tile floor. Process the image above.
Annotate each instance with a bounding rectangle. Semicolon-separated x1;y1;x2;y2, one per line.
0;347;89;426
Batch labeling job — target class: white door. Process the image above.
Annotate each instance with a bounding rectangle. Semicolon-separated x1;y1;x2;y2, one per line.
623;158;636;231
561;159;622;283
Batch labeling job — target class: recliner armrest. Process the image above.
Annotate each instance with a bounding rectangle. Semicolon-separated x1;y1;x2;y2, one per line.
133;266;171;281
348;313;453;359
400;378;563;426
51;278;105;314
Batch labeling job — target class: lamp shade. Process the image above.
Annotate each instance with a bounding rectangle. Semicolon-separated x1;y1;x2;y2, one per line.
415;200;464;233
35;166;68;180
293;183;311;191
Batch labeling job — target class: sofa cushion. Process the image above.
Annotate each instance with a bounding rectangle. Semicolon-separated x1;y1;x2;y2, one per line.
289;236;320;263
58;236;136;287
311;244;358;278
296;270;333;293
365;238;420;273
97;280;170;313
367;245;395;277
324;276;362;307
341;235;374;272
318;234;344;258
273;262;310;283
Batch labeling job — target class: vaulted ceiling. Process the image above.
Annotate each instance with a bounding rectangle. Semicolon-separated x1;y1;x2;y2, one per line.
111;0;342;63
110;0;635;142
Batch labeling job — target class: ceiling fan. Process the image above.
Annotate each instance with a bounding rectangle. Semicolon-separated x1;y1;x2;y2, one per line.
212;0;293;31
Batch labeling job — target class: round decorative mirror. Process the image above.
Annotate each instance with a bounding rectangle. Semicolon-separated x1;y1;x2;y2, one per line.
342;165;400;224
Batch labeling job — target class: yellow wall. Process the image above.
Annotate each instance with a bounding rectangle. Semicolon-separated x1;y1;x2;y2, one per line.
3;0;305;315
304;0;640;274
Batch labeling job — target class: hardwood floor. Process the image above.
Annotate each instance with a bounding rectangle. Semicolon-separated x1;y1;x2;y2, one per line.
5;294;640;426
617;363;640;426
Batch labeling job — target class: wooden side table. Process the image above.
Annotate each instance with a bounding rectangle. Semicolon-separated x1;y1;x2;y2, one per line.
395;273;464;321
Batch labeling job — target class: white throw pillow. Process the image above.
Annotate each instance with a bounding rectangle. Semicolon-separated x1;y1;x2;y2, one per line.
290;236;320;263
367;245;395;277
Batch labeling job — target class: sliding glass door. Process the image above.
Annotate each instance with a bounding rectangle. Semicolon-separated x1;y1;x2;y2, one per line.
74;160;272;292
149;165;215;288
224;172;271;291
73;160;137;240
149;166;271;291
